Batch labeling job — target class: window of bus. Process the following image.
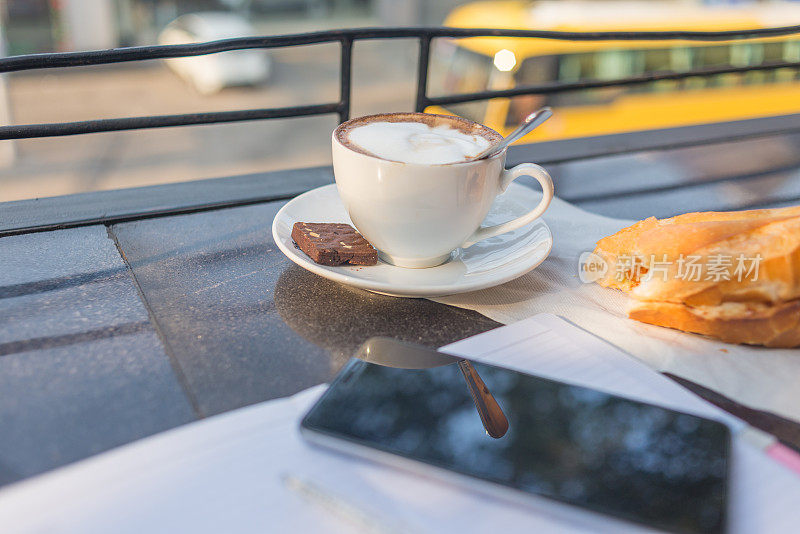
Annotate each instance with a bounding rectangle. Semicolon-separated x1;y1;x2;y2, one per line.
503;40;800;129
741;42;772;85
551;50;631;104
507;49;634;127
679;41;800;89
428;40;493;123
735;41;800;85
685;44;733;88
629;47;677;93
553;51;602;106
504;54;556;128
777;41;800;82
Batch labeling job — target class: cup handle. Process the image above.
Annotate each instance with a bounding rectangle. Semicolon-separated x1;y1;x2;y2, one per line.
461;163;554;248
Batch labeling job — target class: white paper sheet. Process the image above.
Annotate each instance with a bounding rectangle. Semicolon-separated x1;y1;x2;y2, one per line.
434;189;800;423
443;314;737;425
0;315;798;533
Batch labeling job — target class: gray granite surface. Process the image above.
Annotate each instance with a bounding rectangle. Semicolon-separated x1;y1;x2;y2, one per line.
549;134;800;203
110;201;500;417
0;334;194;481
3;125;800;488
546;133;800;218
578;166;800;218
0;226;195;485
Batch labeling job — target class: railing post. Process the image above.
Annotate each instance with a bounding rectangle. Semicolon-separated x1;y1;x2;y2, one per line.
414;34;431;113
339;37;353;123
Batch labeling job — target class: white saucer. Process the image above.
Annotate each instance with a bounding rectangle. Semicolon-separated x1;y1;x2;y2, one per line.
272;183;552;298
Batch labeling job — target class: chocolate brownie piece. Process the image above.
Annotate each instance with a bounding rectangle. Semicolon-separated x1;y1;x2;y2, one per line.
291;222;378;266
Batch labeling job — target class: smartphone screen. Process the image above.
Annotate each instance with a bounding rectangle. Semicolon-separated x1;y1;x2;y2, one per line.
302;358;730;534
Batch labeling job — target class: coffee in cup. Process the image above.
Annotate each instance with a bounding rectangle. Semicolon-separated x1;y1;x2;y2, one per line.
337;113;501;165
332;112;554;268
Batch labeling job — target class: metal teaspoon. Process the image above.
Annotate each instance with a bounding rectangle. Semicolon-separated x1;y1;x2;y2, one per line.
470;106;553;161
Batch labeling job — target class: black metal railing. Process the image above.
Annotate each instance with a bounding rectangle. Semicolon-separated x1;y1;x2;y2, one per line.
2;25;800;140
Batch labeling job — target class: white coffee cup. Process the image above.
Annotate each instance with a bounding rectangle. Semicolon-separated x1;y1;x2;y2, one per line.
332;112;554;268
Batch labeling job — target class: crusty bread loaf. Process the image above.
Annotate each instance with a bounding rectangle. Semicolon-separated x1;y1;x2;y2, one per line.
593;205;800;347
628;299;800;348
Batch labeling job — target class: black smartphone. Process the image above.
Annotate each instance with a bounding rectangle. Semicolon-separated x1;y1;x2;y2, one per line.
301;339;731;534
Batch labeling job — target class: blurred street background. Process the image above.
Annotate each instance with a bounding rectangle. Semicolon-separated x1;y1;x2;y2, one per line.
1;0;452;201
1;0;799;201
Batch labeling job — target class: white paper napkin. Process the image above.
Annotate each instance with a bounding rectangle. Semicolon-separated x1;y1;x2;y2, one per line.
434;189;800;423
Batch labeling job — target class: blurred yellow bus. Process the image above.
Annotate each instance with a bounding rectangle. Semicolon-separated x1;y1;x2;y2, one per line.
426;1;800;142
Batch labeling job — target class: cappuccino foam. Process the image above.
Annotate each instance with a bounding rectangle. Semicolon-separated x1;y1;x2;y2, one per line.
341;114;497;165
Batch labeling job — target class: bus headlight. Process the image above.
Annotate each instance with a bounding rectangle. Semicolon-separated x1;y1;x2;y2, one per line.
493;49;517;72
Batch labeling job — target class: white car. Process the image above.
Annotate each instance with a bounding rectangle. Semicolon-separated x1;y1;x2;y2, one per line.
158;12;271;95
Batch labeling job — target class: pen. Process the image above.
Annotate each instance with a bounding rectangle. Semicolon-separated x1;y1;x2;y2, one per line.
663;372;800;478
